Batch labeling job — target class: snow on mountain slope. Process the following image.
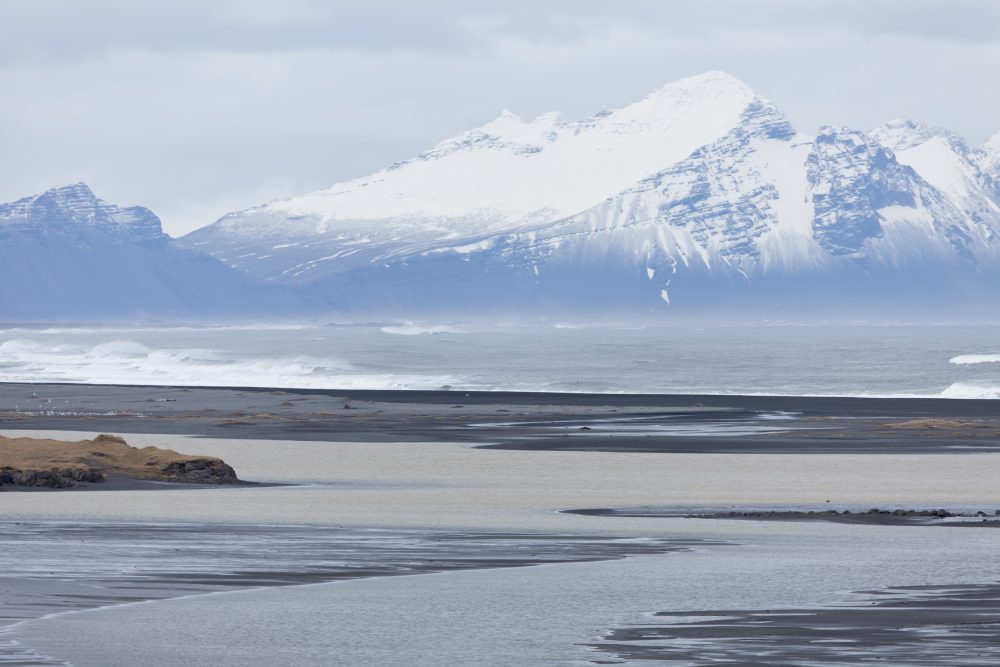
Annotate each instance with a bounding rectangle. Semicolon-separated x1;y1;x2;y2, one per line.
981;130;1000;175
291;103;1000;319
488;97;820;277
978;130;1000;205
808;125;996;267
415;117;982;277
176;72;1000;319
182;71;761;283
354;116;989;315
289;72;753;222
0;184;307;321
871;119;1000;253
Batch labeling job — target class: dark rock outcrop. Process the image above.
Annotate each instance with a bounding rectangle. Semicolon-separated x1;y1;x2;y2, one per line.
0;466;105;488
1;433;245;489
160;459;240;484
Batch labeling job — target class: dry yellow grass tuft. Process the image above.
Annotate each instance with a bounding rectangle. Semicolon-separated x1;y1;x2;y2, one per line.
0;433;238;488
880;418;995;431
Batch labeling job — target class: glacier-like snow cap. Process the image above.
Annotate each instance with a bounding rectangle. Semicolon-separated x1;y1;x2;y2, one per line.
241;70;763;230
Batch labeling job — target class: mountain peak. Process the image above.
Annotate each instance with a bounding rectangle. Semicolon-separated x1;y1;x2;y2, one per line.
476;108;561;139
982;130;1000;172
985;129;1000;150
50;181;94;193
609;70;757;133
0;183;164;242
41;182;99;202
870;118;962;153
645;71;754;101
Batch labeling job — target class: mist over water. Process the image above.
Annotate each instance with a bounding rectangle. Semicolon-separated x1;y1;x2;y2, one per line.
0;323;998;398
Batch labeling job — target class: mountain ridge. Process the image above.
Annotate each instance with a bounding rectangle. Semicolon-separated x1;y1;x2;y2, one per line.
177;71;1000;319
0;184;311;321
5;71;1000;321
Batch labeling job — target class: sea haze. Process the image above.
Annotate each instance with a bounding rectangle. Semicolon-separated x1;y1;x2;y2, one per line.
0;323;998;399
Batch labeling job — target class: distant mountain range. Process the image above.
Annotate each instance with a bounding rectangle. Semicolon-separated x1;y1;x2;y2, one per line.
0;183;307;320
5;72;1000;321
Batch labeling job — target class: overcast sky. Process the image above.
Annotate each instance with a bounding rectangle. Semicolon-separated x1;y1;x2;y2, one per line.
2;0;999;236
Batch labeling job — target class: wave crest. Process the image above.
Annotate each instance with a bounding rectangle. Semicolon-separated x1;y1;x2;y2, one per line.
0;338;460;390
380;324;465;336
949;354;1000;365
940;382;1000;400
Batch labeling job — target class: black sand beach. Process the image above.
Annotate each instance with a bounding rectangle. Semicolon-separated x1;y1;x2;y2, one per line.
567;506;1000;526
2;382;1000;454
593;582;1000;665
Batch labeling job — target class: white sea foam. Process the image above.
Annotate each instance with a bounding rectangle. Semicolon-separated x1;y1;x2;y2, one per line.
949;354;1000;365
939;382;1000;399
380;324;465;336
0;323;316;336
0;339;460;390
2;325;999;398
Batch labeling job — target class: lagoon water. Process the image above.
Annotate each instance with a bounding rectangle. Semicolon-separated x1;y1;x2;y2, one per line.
0;322;999;398
5;431;1000;665
17;527;1000;667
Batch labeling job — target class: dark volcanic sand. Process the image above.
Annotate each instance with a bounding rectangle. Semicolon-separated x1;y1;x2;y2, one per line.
3;382;1000;454
0;474;276;492
592;583;1000;666
567;506;1000;527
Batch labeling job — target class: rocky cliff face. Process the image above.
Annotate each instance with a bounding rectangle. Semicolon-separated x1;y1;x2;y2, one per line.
160;458;239;484
0;466;105;489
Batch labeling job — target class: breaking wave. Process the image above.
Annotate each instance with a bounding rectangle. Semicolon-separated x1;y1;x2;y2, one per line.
2;326;999;398
380;324;466;336
939;383;1000;400
0;338;462;390
949;354;1000;365
0;323;316;336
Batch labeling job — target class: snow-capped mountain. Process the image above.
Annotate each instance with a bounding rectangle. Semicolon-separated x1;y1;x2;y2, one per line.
183;72;762;283
0;184;307;320
175;72;1000;319
870;119;1000;253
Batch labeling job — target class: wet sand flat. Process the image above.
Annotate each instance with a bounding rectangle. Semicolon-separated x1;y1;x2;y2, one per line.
5;382;1000;665
0;521;716;665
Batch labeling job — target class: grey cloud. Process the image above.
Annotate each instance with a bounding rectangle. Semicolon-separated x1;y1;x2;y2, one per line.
3;0;999;63
0;1;998;236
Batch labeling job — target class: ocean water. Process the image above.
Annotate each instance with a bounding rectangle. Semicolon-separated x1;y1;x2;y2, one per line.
0;322;999;398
